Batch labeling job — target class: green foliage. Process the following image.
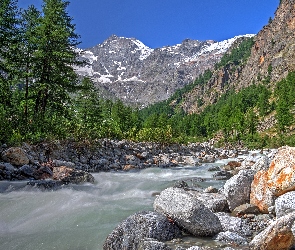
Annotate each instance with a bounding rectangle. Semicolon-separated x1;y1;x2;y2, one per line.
216;37;255;69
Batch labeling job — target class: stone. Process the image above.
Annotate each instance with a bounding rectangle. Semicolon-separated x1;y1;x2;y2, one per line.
223;170;255;211
251;155;270;172
212;170;233;180
203;186;218;193
215;212;243;232
52;159;75;168
215;231;248;245
267;146;295;196
275;191;295;218
103;211;181;250
19;165;36;178
232;203;261;217
53;166;94;184
195;192;229;213
250;170;276;213
1;147;29;166
138;238;172;250
249;212;295;250
154;187;222;236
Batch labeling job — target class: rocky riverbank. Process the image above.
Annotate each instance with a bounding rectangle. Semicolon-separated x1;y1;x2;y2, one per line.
103;146;295;250
0;139;238;188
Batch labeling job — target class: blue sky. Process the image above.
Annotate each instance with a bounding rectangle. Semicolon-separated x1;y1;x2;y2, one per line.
18;0;279;49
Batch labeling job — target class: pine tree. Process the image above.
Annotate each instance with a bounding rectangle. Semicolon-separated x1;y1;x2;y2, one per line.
0;0;20;108
32;0;82;118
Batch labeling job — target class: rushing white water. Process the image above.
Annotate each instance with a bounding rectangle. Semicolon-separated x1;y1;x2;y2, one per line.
0;161;232;250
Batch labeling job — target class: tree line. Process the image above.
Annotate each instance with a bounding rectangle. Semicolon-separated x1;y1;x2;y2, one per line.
1;0;295;148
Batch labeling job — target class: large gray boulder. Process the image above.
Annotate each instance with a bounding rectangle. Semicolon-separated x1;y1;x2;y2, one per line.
215;231;248;246
153;187;222;236
275;191;295;218
103;211;181;250
195;192;229;213
223;170;255;211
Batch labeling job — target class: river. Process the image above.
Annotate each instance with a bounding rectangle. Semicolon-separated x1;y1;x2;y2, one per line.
0;159;235;250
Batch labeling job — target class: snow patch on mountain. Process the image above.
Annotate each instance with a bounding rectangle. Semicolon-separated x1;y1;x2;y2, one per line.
131;39;154;60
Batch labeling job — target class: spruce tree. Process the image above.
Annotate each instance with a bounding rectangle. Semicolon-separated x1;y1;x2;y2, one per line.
33;0;82;118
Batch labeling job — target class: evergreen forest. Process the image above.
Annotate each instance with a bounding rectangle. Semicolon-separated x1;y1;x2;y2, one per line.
1;0;295;148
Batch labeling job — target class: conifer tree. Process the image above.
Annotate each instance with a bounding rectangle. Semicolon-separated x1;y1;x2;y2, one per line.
32;0;81;117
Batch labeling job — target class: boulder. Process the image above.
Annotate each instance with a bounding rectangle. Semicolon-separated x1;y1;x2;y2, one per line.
267;146;295;196
215;212;243;232
249;212;295;250
251;155;270;172
250;146;295;213
223;170;255;211
53;166;94;184
103;211;181;250
195;192;229;213
215;231;248;246
154;187;222;236
232;203;261;217
250;170;276;213
275;191;295;218
1;147;29;166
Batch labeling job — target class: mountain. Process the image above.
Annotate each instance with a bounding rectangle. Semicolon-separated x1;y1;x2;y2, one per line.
75;34;254;107
180;0;295;114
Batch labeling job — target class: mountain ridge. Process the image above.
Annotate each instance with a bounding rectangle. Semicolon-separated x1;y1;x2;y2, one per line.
75;34;254;107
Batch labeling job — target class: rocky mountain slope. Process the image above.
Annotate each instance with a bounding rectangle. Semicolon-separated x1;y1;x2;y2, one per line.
75;34;254;107
181;0;295;114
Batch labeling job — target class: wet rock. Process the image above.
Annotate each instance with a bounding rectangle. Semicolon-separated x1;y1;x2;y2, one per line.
223;170;255;211
138;238;172;250
213;170;233;180
19;165;36;178
154;187;222;236
207;166;221;172
173;180;189;189
27;180;63;190
249;212;295;250
215;231;248;245
103;211;181;250
53;166;94;184
275;191;295;218
1;147;29;166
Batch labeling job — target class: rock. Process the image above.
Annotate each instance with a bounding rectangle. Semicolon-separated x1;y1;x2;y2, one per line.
52;159;75;168
103;211;181;250
123;164;137;171
212;170;233;180
195;192;229;213
226;161;241;169
232;203;261;217
138;238;172;250
154;187;222;236
215;231;248;245
53;166;94;184
203;186;218;193
207;166;220;172
1;147;29;166
19;165;36;178
250;146;295;213
249;212;295;250
215;212;243;232
223;170;255;211
275;191;295;218
250;170;276;213
267;146;295;196
27;180;63;190
251;155;270;172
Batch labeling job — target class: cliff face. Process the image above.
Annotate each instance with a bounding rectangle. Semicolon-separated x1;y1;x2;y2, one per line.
239;0;295;88
181;0;295;114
